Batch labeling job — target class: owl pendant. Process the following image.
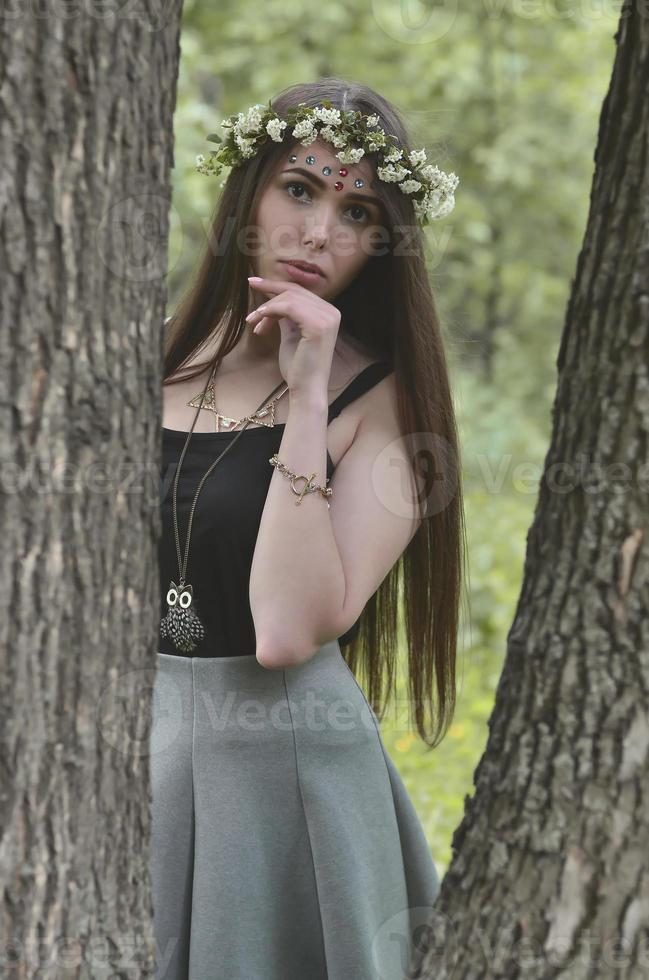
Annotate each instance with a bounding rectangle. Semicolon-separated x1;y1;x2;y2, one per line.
160;580;205;654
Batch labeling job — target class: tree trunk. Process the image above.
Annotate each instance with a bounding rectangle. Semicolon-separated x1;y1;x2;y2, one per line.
415;3;649;977
0;10;181;978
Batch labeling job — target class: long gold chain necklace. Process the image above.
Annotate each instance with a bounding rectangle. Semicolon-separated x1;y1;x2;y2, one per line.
160;359;286;653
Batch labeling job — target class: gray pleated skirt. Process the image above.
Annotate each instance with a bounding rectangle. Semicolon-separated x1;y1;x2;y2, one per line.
149;639;440;980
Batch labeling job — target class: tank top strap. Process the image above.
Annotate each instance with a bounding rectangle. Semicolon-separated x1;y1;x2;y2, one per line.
327;360;393;424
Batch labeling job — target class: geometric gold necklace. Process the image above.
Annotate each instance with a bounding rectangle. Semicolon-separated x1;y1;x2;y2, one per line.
186;360;289;432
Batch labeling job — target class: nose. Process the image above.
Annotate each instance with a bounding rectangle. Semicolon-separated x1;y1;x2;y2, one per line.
300;203;337;250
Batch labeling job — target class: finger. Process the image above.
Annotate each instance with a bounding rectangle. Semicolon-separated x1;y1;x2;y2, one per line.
253;314;281;335
248;276;301;294
248;295;297;322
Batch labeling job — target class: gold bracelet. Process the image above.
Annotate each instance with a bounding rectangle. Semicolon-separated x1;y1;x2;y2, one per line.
268;454;333;508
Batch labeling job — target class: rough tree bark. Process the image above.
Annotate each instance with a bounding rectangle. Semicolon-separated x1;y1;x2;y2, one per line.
415;3;649;978
0;7;181;979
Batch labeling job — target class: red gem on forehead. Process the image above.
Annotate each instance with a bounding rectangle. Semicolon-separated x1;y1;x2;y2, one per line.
338;168;348;176
334;181;344;191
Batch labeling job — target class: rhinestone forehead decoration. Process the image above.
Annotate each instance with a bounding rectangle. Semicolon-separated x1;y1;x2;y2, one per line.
286;153;369;194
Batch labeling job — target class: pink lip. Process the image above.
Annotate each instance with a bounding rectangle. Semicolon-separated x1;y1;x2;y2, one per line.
279;259;325;278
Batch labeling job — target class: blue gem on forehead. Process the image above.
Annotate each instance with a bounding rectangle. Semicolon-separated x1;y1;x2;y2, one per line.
354;178;365;187
322;166;332;176
305;155;316;165
288;153;297;162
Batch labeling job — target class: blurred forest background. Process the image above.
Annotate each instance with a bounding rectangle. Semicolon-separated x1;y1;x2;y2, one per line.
165;1;619;877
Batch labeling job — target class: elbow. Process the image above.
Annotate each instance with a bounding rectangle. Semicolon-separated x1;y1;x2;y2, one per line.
255;636;317;670
255;646;287;670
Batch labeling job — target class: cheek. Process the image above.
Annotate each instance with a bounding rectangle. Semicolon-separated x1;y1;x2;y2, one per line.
257;190;305;248
263;186;294;217
330;243;371;290
254;189;282;228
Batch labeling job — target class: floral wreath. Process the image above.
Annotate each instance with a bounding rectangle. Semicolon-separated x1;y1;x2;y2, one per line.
195;100;459;226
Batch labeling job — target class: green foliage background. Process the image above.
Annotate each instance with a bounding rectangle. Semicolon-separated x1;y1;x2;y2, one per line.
167;0;619;878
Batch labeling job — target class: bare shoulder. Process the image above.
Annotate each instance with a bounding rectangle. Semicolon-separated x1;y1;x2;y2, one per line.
329;363;422;535
338;347;398;431
327;357;399;479
355;368;399;441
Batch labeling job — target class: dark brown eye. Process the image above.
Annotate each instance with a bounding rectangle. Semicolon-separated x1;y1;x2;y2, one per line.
285;181;311;202
346;204;369;223
284;180;371;224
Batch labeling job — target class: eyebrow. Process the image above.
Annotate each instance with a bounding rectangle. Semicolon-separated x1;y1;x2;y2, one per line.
280;167;384;211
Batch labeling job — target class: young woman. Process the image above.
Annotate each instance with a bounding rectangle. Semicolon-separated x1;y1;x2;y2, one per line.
152;77;465;980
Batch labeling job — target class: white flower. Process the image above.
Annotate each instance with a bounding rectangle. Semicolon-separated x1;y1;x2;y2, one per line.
408;148;427;167
399;179;422;194
383;147;403;164
418;165;459;194
234;133;257;157
320;126;347;148
266;117;287;141
336;146;365;165
313;106;342;126
292;119;317;140
415;189;456;221
196;154;205;165
412;198;427;219
242;105;264;133
433;195;455;218
426;192;455;219
365;114;380;127
377;163;409;182
365;130;386;151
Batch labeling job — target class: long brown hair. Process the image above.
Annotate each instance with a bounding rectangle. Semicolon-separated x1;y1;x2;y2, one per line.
164;76;467;748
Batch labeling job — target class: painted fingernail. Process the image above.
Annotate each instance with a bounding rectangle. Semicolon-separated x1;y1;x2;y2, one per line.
245;312;255;320
248;276;262;281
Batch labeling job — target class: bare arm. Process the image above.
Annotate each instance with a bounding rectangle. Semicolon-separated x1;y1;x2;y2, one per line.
249;376;421;668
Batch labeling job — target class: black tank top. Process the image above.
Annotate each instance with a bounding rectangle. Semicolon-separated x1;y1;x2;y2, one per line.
158;360;394;657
